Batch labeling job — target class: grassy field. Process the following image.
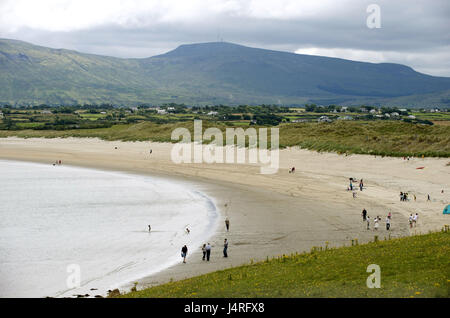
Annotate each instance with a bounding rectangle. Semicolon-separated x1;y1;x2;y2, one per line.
412;112;450;121
1;120;449;157
118;231;450;298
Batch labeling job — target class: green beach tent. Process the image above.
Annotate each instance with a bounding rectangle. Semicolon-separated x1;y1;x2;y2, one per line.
444;205;450;214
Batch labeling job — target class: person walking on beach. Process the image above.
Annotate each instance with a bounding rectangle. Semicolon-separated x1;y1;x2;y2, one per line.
202;244;206;261
427;194;431;202
352;191;357;199
223;239;228;258
366;216;370;230
374;217;379;231
205;243;211;261
148;225;151;232
413;194;416;202
388;211;392;220
181;245;188;263
409;214;413;228
225;217;230;232
362;209;367;221
386;216;391;230
413;213;418;227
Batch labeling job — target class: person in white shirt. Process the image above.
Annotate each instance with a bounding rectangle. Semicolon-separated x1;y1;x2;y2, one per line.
409;214;413;228
386;217;390;230
413;213;418;226
205;243;211;261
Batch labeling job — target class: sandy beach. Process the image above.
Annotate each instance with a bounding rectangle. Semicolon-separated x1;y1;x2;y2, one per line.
0;137;448;294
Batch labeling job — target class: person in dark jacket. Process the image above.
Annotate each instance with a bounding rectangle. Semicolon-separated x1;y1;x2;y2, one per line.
223;239;228;258
181;245;188;263
202;244;206;261
205;243;211;261
362;209;367;221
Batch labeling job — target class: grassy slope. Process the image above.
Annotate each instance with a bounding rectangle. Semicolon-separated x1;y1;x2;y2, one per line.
120;231;450;298
1;120;449;157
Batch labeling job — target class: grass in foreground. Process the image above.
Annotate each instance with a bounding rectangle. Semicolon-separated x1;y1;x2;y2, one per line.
120;231;449;298
1;120;449;157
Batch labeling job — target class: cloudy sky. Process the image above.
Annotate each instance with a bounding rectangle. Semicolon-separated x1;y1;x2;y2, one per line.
0;0;449;76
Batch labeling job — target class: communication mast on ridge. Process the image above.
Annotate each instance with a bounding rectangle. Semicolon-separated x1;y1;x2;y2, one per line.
217;29;224;42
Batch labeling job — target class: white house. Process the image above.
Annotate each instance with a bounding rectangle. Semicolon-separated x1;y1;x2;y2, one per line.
292;119;307;123
369;109;378;114
207;111;218;116
338;116;353;120
156;109;167;114
341;106;348;112
408;115;416;119
318;115;331;122
391;112;400;117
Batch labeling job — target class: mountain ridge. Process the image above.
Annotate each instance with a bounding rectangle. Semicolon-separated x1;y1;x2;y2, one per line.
1;38;449;107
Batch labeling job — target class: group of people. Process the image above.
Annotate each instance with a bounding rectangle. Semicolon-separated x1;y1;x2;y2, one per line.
348;178;364;193
362;208;421;230
180;218;231;264
400;192;415;202
400;192;434;202
184;239;229;263
362;209;392;231
408;213;419;228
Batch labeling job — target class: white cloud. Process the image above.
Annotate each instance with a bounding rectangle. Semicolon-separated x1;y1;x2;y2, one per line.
0;0;356;33
295;47;385;63
295;46;450;76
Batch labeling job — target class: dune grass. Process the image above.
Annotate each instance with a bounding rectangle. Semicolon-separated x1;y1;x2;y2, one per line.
119;231;450;298
1;120;449;157
279;121;450;157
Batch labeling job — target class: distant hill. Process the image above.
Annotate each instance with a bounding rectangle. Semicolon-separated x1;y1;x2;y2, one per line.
1;38;450;107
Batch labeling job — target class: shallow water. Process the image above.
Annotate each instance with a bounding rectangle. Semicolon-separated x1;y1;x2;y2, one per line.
0;160;218;297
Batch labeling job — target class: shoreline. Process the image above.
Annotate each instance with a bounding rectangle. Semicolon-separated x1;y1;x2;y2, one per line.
0;137;448;296
0;159;222;298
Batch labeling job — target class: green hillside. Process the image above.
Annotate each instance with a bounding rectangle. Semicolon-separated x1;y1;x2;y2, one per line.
1;39;450;107
119;231;450;298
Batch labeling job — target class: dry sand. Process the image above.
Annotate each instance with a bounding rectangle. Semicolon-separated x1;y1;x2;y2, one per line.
0;137;448;293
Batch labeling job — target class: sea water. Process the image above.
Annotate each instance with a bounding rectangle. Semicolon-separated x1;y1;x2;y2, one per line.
0;160;218;297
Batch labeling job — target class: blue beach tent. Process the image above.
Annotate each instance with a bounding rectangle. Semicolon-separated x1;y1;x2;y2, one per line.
444;205;450;214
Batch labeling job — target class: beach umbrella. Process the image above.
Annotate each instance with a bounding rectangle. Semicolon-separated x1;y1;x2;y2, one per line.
444;205;450;214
